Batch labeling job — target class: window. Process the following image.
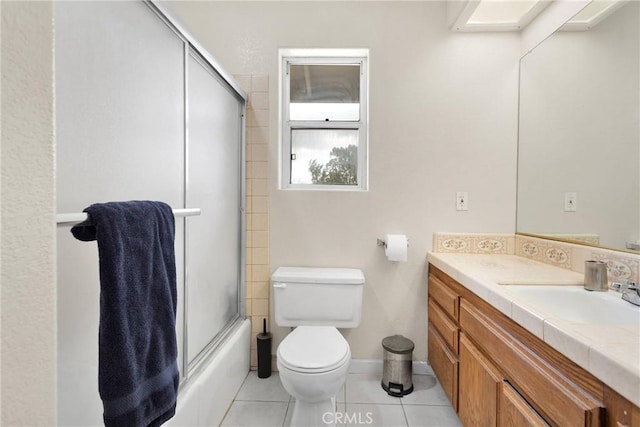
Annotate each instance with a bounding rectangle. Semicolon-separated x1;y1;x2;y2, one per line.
280;49;368;190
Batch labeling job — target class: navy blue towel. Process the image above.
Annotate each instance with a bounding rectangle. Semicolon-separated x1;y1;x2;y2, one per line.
71;201;179;427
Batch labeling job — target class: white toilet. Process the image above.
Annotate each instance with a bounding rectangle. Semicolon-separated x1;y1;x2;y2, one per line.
272;267;365;427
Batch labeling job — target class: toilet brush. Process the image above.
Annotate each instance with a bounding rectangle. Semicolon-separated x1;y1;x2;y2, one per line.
257;318;272;378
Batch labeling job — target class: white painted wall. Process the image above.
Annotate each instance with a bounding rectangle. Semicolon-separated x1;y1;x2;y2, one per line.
518;2;640;249
0;1;57;424
162;1;520;361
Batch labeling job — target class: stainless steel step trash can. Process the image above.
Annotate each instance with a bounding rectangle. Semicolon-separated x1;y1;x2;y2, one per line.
381;335;414;397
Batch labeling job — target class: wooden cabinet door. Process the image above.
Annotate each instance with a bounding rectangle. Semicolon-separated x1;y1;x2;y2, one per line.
499;381;549;427
428;323;458;410
459;300;604;427
459;333;502;427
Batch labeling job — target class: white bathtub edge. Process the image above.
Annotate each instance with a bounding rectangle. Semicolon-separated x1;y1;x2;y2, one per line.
169;318;251;426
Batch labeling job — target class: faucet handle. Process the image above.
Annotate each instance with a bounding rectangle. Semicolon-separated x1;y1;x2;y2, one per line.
610;282;624;292
610;279;638;292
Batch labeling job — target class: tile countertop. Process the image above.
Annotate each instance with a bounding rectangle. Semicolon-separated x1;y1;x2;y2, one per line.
427;252;640;407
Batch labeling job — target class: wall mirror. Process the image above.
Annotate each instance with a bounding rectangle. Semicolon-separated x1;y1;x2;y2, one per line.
517;0;640;252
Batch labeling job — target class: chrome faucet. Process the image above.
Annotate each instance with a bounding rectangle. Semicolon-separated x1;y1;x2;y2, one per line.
611;280;640;306
622;281;640;307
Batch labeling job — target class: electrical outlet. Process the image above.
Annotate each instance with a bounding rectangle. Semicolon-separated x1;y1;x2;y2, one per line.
456;192;468;211
564;192;577;212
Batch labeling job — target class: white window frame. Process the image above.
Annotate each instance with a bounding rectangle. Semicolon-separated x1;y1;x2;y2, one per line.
279;48;369;191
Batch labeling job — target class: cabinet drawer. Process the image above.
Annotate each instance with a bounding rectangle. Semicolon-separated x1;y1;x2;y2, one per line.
428;274;459;321
459;300;603;427
428;298;459;353
500;381;549;427
428;322;458;410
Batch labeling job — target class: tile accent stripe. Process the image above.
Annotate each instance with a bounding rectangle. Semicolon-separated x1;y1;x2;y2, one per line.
432;232;640;283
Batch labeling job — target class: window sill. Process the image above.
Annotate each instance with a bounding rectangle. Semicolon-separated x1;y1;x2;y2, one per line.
280;184;368;192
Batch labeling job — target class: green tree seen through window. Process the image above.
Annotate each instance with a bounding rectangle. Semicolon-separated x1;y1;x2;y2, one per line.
308;144;358;185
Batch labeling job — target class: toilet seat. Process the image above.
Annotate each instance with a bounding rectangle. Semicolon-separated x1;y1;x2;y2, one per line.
278;326;350;374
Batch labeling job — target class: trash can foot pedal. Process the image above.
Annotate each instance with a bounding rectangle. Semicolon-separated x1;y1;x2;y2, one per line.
381;381;414;397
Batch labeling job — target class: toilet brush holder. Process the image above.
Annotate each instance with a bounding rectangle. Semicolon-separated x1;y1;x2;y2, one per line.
257;319;272;378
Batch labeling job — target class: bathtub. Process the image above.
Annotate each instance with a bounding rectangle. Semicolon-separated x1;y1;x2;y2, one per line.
167;318;250;426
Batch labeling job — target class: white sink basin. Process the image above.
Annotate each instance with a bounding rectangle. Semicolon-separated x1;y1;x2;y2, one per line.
505;286;640;325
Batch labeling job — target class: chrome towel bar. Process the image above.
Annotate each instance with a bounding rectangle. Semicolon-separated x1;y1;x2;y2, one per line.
56;208;201;226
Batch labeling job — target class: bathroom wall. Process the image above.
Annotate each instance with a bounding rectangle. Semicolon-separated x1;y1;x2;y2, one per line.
163;0;520;362
0;1;57;424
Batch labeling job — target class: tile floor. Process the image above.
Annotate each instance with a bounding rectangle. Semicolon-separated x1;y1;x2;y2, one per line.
221;370;462;426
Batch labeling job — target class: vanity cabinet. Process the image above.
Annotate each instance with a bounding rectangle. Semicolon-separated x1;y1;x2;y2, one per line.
500;381;549;426
427;264;640;427
427;322;458;409
458;332;502;426
427;273;460;410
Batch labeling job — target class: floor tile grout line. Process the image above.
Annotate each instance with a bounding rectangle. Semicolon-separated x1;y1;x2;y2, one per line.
343;401;449;406
345;402;403;405
282;399;291;427
220;370;252;425
401;403;452;407
400;400;411;427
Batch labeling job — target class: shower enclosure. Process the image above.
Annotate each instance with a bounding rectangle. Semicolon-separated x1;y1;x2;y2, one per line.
55;2;247;425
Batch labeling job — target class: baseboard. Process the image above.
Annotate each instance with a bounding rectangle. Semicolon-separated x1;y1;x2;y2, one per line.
348;359;433;376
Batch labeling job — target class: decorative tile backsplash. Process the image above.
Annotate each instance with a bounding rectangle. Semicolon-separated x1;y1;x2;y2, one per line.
514;235;640;283
516;236;572;270
433;233;514;254
432;232;640;284
591;252;639;283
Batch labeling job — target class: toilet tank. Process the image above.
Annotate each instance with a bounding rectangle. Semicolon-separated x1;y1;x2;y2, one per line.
272;267;365;328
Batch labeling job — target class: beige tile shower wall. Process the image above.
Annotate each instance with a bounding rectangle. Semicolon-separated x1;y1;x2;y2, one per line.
234;74;270;370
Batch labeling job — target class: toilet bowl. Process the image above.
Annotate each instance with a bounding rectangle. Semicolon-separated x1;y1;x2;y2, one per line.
271;266;365;427
277;326;350;427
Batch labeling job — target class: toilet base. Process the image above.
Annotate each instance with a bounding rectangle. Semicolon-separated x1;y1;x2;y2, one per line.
288;397;336;427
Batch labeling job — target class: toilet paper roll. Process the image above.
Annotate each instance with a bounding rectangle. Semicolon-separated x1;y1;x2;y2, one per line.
385;234;408;262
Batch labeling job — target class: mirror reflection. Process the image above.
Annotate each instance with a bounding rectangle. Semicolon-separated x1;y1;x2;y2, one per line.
517;1;639;251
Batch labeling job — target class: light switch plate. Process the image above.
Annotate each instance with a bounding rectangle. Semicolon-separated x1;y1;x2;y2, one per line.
564;192;577;212
457;192;468;211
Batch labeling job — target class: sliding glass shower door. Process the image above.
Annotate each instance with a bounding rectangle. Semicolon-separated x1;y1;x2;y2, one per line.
55;2;246;424
185;50;244;368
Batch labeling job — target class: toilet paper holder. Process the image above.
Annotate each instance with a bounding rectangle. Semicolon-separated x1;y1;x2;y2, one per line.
377;238;409;248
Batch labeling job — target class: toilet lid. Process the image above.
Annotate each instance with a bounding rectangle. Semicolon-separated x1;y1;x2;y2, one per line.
278;326;350;373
